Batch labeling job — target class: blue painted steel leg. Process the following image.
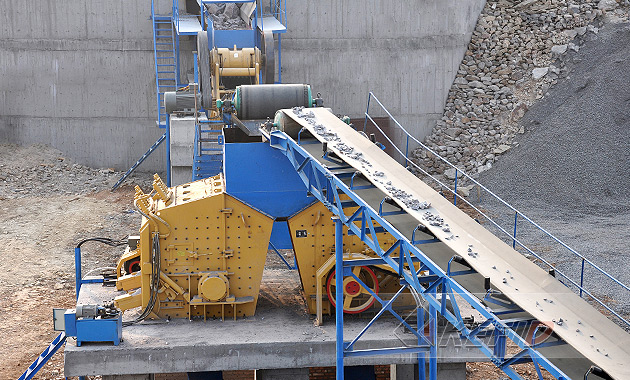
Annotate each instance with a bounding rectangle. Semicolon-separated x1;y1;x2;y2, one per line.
429;288;437;380
418;305;426;380
580;258;585;297
512;212;518;249
335;217;344;380
74;247;81;300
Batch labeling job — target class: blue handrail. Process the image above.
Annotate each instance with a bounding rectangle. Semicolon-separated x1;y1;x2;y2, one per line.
364;92;630;328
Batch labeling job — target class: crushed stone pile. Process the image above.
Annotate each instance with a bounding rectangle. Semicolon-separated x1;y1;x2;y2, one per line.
205;3;248;30
413;0;629;181
0;144;153;199
478;22;630;215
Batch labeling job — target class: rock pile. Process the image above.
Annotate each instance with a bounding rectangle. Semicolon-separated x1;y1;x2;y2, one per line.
205;3;248;30
413;0;628;183
0;144;153;199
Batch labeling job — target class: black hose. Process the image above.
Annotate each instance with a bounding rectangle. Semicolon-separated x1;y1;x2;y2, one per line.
122;233;161;327
76;237;128;249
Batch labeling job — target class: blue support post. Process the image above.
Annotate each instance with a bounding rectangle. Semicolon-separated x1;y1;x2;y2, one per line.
74;247;81;300
512;212;518;249
193;52;199;87
418;304;426;380
494;328;507;362
335;217;344;380
580;258;585;298
429;287;437;380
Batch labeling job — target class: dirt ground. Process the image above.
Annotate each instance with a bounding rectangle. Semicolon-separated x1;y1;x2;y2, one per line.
0;144;152;380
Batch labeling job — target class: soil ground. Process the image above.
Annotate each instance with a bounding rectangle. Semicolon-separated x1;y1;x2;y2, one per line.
0;144;152;380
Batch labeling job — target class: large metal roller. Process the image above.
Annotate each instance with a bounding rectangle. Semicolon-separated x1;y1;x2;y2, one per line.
234;84;312;120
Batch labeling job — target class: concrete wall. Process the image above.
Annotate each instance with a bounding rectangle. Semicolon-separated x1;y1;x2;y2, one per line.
0;0;165;171
282;0;486;147
0;0;484;171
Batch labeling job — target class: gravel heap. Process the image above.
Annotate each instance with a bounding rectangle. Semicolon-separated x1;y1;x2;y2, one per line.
205;3;248;30
413;0;629;181
478;21;630;215
0;144;153;199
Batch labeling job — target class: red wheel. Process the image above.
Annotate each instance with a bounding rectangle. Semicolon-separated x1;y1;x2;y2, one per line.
326;266;379;314
124;259;141;274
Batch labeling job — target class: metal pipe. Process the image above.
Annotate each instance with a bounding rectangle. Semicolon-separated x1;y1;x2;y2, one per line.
166;114;171;187
75;247;81;300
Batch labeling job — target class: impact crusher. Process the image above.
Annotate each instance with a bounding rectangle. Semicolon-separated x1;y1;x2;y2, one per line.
113;174;417;322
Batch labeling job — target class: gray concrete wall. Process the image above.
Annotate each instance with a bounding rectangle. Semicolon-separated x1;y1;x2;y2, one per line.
282;0;486;147
0;0;166;172
0;0;484;171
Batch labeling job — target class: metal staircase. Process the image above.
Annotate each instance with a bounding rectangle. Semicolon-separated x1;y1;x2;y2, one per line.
152;12;178;128
111;132;167;191
18;333;66;380
192;120;224;180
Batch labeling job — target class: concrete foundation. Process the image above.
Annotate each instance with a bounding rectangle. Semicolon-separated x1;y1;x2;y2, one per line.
0;0;484;171
66;271;485;377
169;114;198;185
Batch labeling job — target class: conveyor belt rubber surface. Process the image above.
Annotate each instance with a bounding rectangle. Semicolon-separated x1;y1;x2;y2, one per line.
279;107;630;379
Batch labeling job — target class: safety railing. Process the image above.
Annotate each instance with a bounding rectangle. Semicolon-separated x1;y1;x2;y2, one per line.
363;92;630;329
172;0;180;32
263;0;287;27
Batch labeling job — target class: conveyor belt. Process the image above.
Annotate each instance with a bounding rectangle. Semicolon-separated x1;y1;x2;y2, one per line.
278;107;630;379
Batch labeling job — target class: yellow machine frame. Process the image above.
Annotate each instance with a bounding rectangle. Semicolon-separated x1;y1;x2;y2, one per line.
115;174;274;320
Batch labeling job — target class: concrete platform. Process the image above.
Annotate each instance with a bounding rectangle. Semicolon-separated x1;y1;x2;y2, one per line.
65;269;484;377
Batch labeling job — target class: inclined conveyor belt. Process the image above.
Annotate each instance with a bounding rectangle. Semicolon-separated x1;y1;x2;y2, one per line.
275;107;630;380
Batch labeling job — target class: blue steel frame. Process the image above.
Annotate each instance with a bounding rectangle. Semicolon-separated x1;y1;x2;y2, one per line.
74;247;105;300
264;128;572;380
363;92;630;329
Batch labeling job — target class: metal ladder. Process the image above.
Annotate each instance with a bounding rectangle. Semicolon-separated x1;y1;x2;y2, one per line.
152;12;178;128
192;120;224;180
18;332;66;380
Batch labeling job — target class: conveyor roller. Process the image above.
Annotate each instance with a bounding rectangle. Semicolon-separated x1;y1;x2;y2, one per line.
234;84;312;120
